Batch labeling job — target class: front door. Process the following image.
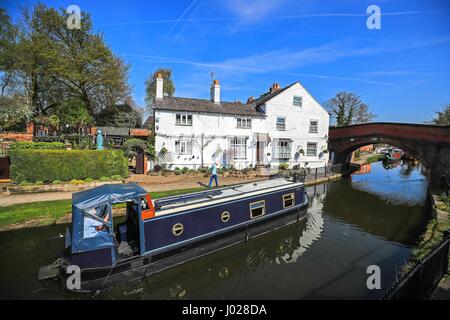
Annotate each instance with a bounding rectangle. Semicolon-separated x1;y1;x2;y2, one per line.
256;141;264;165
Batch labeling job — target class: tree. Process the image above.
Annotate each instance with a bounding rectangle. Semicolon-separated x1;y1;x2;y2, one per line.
56;98;93;128
0;8;20;97
325;92;375;126
2;4;131;118
95;103;143;128
145;68;175;112
0;94;33;131
430;103;450;126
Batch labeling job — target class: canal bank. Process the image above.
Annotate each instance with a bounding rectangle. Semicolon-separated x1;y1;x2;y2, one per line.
0;160;431;299
0;165;353;231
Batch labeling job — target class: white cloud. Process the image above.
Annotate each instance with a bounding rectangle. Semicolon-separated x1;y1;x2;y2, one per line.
226;0;284;21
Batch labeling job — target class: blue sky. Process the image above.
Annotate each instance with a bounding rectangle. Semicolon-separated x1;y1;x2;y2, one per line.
3;0;450;123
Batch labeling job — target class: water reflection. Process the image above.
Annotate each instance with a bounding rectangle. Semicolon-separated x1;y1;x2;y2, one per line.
350;160;427;206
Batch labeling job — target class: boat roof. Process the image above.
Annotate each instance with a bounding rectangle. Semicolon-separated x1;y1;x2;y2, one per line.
72;183;147;210
154;178;302;215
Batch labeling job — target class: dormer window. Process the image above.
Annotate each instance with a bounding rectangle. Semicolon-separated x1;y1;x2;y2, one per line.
237;118;251;129
175;114;192;126
293;95;302;107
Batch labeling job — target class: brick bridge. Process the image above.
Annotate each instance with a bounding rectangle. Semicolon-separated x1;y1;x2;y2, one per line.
328;122;450;186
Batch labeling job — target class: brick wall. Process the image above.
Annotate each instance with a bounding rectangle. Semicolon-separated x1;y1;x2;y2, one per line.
0;132;33;142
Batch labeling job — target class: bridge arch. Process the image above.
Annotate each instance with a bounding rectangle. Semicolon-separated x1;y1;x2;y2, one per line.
328;122;450;186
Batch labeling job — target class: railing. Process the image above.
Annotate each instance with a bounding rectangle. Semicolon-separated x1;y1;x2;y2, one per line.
382;230;450;300
270;163;360;182
441;175;449;197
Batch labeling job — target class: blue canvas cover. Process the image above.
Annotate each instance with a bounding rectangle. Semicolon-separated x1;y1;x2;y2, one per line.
71;183;147;254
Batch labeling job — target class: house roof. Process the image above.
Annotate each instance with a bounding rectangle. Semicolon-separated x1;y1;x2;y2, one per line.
252;82;298;106
153;82;299;117
154;97;264;117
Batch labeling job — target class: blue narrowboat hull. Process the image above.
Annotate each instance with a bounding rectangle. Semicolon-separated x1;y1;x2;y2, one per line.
59;183;308;292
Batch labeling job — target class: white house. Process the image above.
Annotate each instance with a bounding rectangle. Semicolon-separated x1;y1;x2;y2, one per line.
152;73;329;170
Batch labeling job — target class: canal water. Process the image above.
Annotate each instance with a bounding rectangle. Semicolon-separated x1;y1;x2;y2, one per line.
0;160;429;299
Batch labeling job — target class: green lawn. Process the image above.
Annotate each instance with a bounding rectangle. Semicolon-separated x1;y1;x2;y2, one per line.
0;186;206;229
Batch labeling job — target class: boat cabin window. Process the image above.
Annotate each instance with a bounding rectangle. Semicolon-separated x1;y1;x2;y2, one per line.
283;193;295;208
83;204;112;239
250;200;265;219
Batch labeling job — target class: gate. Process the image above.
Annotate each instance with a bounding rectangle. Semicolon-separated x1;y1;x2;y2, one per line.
0;148;10;180
135;149;144;174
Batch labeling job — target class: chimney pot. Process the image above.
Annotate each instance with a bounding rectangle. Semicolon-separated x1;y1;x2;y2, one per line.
270;83;280;93
156;73;164;99
247;96;254;104
210;79;220;104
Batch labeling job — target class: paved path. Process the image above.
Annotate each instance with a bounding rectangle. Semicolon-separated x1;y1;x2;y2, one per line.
0;175;266;207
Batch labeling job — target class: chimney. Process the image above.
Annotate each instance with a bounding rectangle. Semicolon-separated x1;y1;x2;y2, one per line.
156;72;163;99
269;83;280;93
210;79;220;104
247;96;254;104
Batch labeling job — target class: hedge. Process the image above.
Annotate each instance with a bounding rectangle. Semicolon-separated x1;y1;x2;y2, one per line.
10;149;128;183
9;141;66;150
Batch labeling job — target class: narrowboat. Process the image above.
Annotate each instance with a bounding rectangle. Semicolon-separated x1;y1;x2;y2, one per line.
39;178;308;292
383;148;403;162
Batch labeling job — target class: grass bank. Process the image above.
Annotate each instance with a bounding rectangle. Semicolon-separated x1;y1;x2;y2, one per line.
0;187;205;230
401;192;450;275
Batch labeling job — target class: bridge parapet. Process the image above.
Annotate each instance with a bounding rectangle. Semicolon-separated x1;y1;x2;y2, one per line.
329;122;450;145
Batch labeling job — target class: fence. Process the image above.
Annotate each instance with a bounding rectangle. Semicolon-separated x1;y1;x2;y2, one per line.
382;230;450;300
271;163;360;182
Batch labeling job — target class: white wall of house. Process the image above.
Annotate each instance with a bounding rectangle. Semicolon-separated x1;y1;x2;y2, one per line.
259;83;330;168
154;82;329;170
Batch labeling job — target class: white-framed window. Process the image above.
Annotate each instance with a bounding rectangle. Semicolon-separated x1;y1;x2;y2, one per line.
230;137;247;159
250;200;265;219
275;139;291;159
276;117;286;131
309;120;318;133
175;114;192;126
293;95;302;107
237;118;251;129
175;140;193;155
306;142;317;156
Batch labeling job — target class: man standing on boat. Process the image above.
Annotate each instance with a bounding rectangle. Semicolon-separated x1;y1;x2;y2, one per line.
208;159;220;188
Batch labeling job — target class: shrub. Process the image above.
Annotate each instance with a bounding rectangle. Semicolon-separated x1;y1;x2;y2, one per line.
19;180;31;186
182;167;189;174
278;163;289;171
70;179;85;184
99;176;110;181
153;164;162;172
198;166;208;173
174;168;182;175
10;150;128;183
111;175;122;181
52;180;63;184
34;180;44;185
84;177;94;182
354;150;361;159
9;141;66;150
